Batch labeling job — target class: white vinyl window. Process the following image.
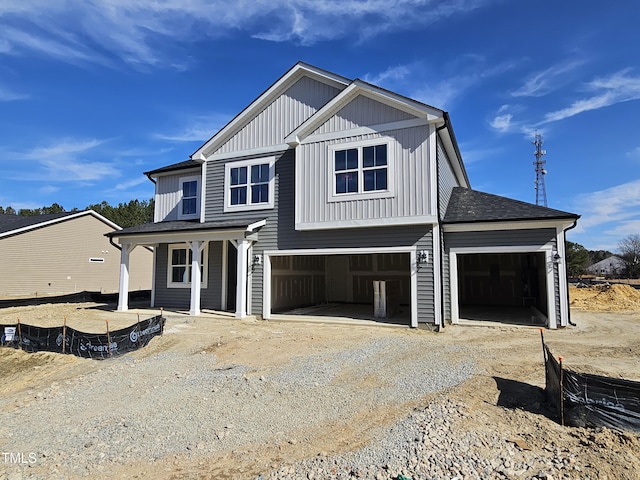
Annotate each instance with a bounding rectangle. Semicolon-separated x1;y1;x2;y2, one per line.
167;244;208;288
224;157;275;212
329;138;394;201
178;176;200;220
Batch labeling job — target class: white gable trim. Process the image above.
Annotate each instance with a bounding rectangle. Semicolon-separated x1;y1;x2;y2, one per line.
192;63;350;161
0;210;121;239
285;81;443;147
300;118;430;145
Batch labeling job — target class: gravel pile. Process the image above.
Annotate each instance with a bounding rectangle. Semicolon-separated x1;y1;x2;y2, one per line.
1;326;477;479
265;399;583;480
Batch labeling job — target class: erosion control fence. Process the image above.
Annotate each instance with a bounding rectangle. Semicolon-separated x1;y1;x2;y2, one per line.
541;330;640;433
0;314;165;359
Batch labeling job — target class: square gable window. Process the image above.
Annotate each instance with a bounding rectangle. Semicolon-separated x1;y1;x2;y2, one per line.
224;157;275;212
329;138;394;201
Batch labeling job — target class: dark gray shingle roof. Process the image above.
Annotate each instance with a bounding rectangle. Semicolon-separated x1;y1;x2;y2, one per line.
0;212;79;235
443;187;579;224
144;160;201;177
107;218;267;237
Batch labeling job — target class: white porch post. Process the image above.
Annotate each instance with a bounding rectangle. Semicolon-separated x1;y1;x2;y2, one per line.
235;238;250;318
189;240;204;316
117;244;135;312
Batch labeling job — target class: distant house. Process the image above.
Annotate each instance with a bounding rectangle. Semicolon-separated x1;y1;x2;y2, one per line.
0;210;152;297
586;255;625;277
109;62;579;328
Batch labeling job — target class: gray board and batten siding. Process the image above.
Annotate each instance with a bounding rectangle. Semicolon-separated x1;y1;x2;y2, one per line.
212;76;344;155
200;149;437;323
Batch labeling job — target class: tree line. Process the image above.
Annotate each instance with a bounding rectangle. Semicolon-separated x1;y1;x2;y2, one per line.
0;199;154;229
567;234;640;278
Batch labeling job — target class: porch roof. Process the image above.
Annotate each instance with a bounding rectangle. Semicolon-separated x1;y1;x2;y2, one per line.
106;217;267;242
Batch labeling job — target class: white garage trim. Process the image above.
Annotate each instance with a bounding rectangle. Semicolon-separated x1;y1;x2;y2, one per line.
448;245;557;329
263;246;418;327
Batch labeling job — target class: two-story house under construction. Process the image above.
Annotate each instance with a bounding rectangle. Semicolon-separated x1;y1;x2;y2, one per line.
108;63;579;329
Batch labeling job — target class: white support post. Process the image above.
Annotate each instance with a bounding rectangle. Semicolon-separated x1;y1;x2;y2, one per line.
189;240;204;316
117;244;135;312
235;238;250;318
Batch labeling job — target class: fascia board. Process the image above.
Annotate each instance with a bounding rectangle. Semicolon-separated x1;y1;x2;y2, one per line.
193;64;350;160
111;228;250;246
442;219;578;232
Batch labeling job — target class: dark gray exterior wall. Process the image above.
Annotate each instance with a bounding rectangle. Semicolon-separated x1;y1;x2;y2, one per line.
205;149;436;323
153;241;224;311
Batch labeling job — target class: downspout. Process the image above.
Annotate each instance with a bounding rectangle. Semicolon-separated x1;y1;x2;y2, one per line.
145;173;157;185
564;218;579;326
434;121;449;331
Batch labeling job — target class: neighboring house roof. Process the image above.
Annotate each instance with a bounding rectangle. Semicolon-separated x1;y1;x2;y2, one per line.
0;210;120;239
144;159;202;177
107;218;268;238
443;187;579;224
586;255;625;273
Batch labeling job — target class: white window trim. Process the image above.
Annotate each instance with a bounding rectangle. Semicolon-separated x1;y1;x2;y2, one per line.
328;137;395;202
224;157;276;212
167;243;208;289
178;175;201;220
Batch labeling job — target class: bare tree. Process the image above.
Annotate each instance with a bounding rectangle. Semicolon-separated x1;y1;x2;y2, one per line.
618;234;640;278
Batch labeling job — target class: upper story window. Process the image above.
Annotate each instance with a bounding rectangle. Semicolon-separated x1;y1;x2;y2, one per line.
224;157;275;212
179;175;200;220
329;138;394;201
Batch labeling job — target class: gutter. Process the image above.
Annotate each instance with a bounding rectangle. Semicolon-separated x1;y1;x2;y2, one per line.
145;172;157;185
563;218;580;326
435;122;448;331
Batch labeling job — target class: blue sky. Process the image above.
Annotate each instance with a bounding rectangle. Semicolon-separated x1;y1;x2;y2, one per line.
1;1;639;252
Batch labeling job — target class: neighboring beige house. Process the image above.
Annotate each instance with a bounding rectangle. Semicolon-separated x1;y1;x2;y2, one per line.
0;210;152;297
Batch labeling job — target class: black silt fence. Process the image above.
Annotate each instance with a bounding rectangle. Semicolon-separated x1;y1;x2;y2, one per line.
541;330;640;433
0;315;165;359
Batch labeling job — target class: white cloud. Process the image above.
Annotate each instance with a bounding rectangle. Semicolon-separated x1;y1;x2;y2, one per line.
511;60;585;98
16;138;120;182
154;114;230;142
489;113;512;133
541;70;640;124
363;65;412;86
0;0;494;68
626;146;640;161
115;177;147;191
572;179;640;231
0;85;28;101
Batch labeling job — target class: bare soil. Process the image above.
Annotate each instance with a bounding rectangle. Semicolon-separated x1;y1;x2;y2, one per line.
1;286;640;479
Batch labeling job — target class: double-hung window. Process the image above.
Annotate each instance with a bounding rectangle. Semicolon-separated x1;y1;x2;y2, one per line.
167;244;208;288
178;175;200;219
330;139;393;200
224;157;275;212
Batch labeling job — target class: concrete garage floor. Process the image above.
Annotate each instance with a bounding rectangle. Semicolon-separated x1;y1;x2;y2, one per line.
458;305;547;327
272;302;412;327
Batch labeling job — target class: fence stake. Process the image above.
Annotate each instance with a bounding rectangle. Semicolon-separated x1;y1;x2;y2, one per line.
106;319;112;358
62;316;67;354
559;355;565;426
17;316;22;350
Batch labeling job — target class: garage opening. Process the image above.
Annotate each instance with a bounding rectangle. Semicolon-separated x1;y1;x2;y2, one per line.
270;253;411;325
456;252;548;325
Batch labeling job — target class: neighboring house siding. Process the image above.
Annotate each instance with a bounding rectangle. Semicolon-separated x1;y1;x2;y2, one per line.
154;171;201;222
311;95;416;135
214;76;342;155
0;215;151;296
296;126;432;227
437;137;458;220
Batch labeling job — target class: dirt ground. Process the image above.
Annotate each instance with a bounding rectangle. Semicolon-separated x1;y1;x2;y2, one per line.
1;285;640;479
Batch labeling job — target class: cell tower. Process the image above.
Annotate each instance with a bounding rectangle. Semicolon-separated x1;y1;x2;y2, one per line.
533;132;547;207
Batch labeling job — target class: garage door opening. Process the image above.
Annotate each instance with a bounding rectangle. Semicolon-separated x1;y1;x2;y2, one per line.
269;253;411;325
456;252;548;325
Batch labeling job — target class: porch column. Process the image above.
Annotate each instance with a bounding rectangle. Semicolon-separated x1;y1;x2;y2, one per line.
188;240;204;316
117;244;135;312
235;238;250;318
